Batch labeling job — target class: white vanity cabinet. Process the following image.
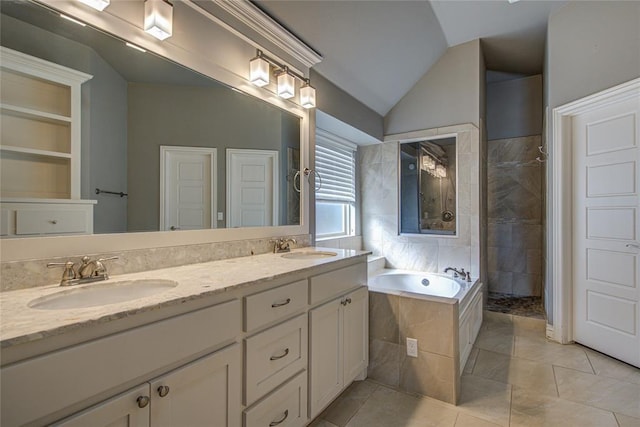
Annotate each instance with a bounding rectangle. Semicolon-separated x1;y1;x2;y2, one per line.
53;344;241;427
308;263;368;419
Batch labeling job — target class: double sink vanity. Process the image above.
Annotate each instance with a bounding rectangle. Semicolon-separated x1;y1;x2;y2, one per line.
0;247;369;427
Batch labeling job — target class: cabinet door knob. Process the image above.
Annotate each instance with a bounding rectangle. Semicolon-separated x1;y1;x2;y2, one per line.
346;297;352;304
271;298;291;308
136;395;150;408
157;385;170;397
269;348;290;361
49;220;58;225
269;409;289;426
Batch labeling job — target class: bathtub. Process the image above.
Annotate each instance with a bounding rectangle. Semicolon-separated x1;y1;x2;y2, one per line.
367;268;484;404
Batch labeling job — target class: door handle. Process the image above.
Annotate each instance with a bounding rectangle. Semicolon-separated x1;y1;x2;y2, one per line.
170;226;180;231
626;243;640;249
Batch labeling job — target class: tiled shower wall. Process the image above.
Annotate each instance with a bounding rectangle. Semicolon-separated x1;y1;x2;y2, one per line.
487;135;543;296
361;124;480;276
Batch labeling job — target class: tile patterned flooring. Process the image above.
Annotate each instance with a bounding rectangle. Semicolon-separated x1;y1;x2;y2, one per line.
310;311;640;427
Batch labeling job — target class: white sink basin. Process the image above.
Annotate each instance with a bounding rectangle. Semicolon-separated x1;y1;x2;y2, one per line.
281;251;338;260
29;279;178;310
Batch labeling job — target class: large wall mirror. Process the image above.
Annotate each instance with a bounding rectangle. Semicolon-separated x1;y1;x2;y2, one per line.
0;0;303;239
399;136;457;236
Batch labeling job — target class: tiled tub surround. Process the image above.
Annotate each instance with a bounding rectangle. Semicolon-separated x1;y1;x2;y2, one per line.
367;269;483;405
0;234;311;292
487;135;543;296
363;124;480;277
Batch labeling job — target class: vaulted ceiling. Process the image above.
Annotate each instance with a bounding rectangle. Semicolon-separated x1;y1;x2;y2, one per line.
254;0;567;116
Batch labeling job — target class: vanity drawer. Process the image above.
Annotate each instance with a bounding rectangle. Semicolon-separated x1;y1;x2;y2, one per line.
244;279;307;332
309;263;367;305
16;208;89;235
245;314;307;405
244;371;307;427
1;299;241;427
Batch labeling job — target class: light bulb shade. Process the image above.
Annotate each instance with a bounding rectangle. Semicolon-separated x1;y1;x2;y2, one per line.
436;164;446;178
78;0;110;11
144;0;173;41
249;56;270;87
277;72;295;99
300;83;316;108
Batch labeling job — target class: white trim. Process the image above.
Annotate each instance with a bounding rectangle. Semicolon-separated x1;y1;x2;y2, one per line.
159;146;217;231
226;149;279;228
550;77;640;344
215;0;323;69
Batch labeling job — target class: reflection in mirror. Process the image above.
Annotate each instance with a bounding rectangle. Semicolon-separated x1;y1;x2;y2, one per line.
400;137;456;235
0;0;301;237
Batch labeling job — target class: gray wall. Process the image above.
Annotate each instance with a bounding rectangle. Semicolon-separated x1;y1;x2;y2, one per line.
127;83;298;231
487;75;543;140
545;0;640;323
0;15;128;233
384;40;482;135
311;69;384;141
547;1;640;110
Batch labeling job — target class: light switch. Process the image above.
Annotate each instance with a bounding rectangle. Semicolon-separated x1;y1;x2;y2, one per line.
217;212;224;221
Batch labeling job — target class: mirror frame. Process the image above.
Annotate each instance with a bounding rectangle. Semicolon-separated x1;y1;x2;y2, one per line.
0;0;312;261
397;133;459;238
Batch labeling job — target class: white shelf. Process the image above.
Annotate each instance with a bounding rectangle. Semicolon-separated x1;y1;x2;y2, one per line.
0;145;72;159
1;103;72;124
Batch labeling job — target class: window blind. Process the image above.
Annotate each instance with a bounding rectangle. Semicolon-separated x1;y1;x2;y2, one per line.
315;137;356;203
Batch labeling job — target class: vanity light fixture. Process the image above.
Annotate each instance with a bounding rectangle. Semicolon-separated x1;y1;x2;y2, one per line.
248;49;316;108
144;0;173;41
436;164;447;179
277;67;295;99
249;50;270;87
60;14;86;26
78;0;110;11
300;80;317;109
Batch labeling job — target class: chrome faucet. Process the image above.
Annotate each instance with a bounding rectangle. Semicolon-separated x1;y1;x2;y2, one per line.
48;256;118;286
271;238;296;253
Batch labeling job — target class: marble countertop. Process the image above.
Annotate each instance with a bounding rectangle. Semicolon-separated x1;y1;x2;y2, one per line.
0;247;369;348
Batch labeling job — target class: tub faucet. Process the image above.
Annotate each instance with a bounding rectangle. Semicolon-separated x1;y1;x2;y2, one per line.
444;267;466;278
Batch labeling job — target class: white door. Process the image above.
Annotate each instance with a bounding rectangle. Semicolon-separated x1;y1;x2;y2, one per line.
226;149;278;228
573;96;640;367
160;146;216;231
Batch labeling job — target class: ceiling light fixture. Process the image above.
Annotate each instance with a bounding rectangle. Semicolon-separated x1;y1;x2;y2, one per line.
144;0;173;41
507;0;521;3
248;49;316;108
78;0;110;11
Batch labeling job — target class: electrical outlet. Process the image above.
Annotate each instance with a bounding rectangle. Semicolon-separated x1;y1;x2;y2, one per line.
406;337;418;358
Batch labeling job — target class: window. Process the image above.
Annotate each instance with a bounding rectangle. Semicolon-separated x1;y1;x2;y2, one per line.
315;132;357;239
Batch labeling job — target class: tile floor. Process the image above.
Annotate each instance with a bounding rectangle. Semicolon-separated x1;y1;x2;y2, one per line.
310;311;640;427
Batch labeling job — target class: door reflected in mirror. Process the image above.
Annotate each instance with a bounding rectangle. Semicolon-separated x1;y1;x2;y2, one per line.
0;0;302;237
400;136;457;235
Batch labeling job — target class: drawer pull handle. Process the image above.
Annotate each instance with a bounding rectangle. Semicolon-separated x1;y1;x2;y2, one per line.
626;243;640;249
136;396;150;408
270;348;290;361
157;385;170;397
49;220;58;225
271;298;291;308
269;409;289;426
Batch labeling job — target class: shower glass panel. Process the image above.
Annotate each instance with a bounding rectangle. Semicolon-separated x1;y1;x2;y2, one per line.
399;136;457;235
